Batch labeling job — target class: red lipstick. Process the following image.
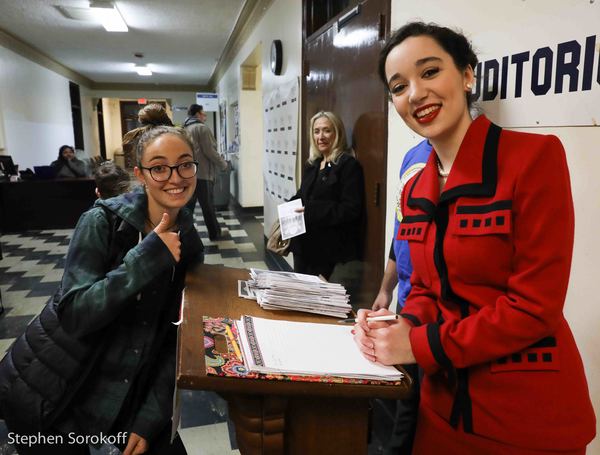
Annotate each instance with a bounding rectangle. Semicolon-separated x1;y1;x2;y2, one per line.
414;104;441;124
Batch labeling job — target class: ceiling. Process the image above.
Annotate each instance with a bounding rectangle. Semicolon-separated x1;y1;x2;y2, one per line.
0;0;248;87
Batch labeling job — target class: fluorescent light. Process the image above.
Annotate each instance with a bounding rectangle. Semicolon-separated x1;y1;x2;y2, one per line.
90;2;128;32
135;65;152;76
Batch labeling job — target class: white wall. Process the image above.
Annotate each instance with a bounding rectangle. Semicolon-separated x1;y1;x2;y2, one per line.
217;0;302;217
237;68;264;207
0;45;96;169
101;98;122;160
389;1;599;451
80;88;100;159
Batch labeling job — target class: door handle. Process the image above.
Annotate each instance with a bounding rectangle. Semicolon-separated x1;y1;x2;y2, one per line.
379;14;386;40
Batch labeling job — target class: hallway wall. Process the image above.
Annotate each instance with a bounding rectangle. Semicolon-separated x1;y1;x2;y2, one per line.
237;68;264;208
0;45;96;169
0;39;205;170
388;1;600;450
216;0;302;221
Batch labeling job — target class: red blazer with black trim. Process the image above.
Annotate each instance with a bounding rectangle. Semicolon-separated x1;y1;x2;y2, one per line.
399;115;595;450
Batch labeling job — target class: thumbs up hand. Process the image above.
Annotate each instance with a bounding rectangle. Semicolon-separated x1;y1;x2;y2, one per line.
154;212;181;262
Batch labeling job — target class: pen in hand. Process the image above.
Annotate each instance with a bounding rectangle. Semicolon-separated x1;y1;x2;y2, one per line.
337;314;399;324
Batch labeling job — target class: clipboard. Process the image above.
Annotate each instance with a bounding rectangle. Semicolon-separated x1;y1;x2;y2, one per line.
203;317;402;386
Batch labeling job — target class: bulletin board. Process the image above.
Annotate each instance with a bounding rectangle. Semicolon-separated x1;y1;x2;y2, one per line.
262;78;299;203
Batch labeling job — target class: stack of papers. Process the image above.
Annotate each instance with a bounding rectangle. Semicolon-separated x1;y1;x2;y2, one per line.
238;269;351;318
235;315;404;381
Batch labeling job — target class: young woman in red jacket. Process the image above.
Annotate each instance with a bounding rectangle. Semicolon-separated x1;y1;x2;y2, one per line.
353;22;595;454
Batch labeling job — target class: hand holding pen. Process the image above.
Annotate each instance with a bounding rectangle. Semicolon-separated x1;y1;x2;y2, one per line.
352;309;416;365
338;314;399;324
352;309;400;363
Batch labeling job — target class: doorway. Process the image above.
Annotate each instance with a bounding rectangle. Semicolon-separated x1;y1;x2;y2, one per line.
96;99;106;160
303;0;390;306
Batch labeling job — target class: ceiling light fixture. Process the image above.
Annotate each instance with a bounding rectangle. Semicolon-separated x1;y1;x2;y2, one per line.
135;65;152;76
89;1;128;32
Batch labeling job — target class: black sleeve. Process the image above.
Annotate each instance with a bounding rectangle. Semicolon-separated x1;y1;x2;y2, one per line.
389;241;396;261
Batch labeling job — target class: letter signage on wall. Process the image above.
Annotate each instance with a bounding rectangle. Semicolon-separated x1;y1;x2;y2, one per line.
469;2;600;127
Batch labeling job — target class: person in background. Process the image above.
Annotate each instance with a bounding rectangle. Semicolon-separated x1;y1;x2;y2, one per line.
372;140;431;311
122;103;174;170
183;104;228;241
354;21;595;453
0;125;203;454
371;139;431;455
93;160;131;199
289;111;365;280
51;145;88;178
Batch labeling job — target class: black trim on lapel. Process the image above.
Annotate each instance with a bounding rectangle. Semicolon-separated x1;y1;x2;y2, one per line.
439;123;502;203
407;171;436;216
430;121;503;436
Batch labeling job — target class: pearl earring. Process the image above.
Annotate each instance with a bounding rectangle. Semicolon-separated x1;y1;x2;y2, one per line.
466;83;473;90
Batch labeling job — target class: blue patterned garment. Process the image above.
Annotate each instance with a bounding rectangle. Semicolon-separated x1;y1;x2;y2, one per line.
393;140;432;309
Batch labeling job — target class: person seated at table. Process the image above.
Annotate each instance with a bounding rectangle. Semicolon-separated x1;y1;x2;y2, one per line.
289;111;365;280
50;145;89;178
93;160;131;199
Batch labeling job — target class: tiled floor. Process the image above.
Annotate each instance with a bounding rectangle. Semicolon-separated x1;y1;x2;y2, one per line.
0;202;389;454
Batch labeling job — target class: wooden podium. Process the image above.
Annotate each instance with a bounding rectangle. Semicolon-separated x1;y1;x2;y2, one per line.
177;264;412;454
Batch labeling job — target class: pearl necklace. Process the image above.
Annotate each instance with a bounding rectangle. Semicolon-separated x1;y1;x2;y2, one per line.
436;156;450;178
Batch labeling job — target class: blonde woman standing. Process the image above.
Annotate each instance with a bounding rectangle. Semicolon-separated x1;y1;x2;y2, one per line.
289;111;365;279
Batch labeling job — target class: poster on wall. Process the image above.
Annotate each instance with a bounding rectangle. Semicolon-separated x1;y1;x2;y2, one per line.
195;92;219;112
219;101;227;155
263;78;299;204
231;102;240;154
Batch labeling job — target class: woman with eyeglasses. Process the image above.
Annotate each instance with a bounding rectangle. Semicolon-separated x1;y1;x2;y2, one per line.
0;125;203;454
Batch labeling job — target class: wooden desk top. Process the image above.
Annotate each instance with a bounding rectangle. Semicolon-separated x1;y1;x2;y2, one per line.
177;263;411;399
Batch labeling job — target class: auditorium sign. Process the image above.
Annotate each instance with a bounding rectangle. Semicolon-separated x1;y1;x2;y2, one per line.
474;30;600;127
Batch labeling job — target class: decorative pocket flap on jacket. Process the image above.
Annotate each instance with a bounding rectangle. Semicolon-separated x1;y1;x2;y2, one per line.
491;337;559;373
454;200;512;236
396;215;431;242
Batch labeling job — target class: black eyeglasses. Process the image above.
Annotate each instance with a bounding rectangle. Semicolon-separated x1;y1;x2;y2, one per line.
139;161;198;182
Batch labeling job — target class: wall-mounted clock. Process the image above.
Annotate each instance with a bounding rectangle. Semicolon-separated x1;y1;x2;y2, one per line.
270;39;283;75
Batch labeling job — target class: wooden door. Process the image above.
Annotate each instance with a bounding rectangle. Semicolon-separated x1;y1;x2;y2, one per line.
303;0;390;307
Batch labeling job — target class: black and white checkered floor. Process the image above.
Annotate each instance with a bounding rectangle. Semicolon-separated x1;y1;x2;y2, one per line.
0;203;391;454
